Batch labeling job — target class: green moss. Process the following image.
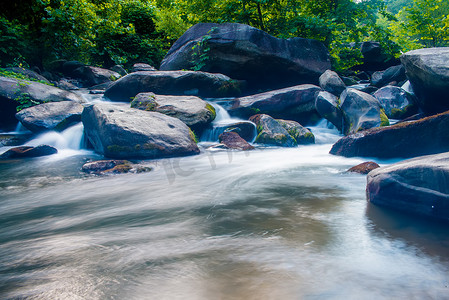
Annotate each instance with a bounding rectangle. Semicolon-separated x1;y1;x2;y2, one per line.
249;107;261;115
107;145;132;153
380;109;390;126
189;129;198;143
256;125;263;134
205;103;216;120
0;68;54;86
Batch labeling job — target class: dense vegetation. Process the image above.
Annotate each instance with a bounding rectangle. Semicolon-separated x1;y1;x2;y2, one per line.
0;0;448;72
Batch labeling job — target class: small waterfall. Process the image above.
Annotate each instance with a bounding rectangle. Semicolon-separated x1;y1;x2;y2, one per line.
201;102;257;142
27;123;85;150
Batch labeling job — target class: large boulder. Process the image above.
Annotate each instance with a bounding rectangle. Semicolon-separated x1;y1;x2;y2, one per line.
0;145;57;159
372;86;417;119
159;23;330;91
229;84;321;123
340;88;388;135
315;91;343;132
4;67;50;83
81;103;199;159
249;114;297;147
130;92;216;132
218;132;254;151
400;47;449;114
330;111;449;158
15;101;84;133
371;65;406;88
71;66;121;87
367;152;449;222
104;70;243;101
0;76;84;131
319;70;346;96
276;119;315;145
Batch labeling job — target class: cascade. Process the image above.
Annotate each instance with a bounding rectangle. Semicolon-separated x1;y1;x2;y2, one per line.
26;122;85;150
201;101;257;142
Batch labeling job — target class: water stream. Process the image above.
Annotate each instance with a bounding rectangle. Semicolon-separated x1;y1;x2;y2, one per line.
0;93;448;299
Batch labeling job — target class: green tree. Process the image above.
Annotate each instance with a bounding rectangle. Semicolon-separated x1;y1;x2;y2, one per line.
388;0;449;50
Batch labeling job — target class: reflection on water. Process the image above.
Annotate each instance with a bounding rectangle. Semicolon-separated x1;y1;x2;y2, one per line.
0;134;448;299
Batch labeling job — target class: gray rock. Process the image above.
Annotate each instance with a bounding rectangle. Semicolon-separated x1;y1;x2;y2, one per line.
372;86;417;119
277;119;315;145
218;132;254;150
0;76;84;130
229;84;321;123
132;63;157;72
361;41;384;63
5;67;50;83
104;70;243;101
249;114;296;147
160;23;330;91
330;111;449;158
347;161;380;174
315;91;343;132
57;79;80;90
371;65;406;88
72;66;121;87
400;47;449;113
130;92;216;131
111;65;128;76
0;145;57;159
81;103;200;159
16;101;84;133
319;70;346;96
367;152;449;222
340;88;387;135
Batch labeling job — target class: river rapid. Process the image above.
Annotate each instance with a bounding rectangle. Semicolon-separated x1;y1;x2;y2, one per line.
0;95;448;299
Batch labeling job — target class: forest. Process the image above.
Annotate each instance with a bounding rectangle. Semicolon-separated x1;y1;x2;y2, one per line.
0;0;448;72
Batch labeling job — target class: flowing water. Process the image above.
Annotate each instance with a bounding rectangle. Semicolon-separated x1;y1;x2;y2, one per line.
1;96;448;299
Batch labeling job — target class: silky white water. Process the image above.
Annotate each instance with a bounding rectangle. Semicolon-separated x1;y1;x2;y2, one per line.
1;121;448;299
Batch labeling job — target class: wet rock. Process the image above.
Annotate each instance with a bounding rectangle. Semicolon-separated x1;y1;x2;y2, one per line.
315;91;343;132
371;65;406;88
0;145;57;159
0;76;84;130
4;67;50;83
372;86;417;119
82;159;131;174
111;65;127;76
319;70;346;96
229;84;321;123
340;88;387;135
277;119;315;145
249;114;296;147
347;161;380;174
57;79;80;90
400;47;449;114
82;103;200;159
160;23;330;91
104;70;243;101
15;101;84;133
71;66;121;87
130;92;216;132
218;132;254;150
0;133;33;147
330;111;449;158
367;152;449;222
132;63;157;72
361;41;384;63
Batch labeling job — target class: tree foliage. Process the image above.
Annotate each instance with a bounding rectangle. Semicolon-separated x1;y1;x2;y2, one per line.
0;0;442;72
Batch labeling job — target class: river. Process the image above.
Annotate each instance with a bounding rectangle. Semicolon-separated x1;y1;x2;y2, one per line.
0;94;448;299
